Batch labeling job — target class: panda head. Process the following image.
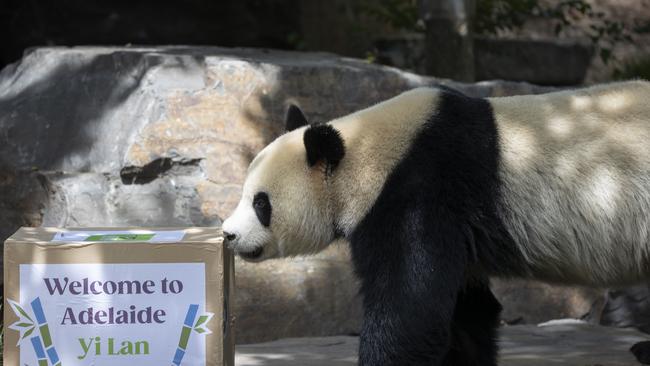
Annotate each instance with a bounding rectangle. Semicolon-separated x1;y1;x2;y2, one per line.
222;105;345;261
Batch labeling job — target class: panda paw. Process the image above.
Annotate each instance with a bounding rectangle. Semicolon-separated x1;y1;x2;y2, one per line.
631;341;650;364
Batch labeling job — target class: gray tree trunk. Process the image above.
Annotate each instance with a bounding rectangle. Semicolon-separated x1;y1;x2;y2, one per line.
419;0;475;81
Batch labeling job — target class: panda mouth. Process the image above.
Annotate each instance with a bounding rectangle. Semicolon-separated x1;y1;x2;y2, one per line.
238;246;264;260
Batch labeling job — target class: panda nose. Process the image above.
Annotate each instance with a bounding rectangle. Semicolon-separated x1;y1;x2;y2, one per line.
223;231;237;242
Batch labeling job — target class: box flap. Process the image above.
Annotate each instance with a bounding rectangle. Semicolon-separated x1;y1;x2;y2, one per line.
5;227;223;245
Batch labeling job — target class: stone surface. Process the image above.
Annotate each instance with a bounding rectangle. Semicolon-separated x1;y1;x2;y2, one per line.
474;37;594;86
500;322;648;366
492;278;603;325
374;34;593;85
601;284;650;333
237;336;358;366
0;163;51;241
236;323;650;365
0;46;568;343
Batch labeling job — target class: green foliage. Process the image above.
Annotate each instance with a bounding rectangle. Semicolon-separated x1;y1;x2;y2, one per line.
476;0;635;64
359;0;422;32
286;32;306;51
612;57;650;80
475;0;538;34
634;19;650;34
365;50;378;64
360;0;644;65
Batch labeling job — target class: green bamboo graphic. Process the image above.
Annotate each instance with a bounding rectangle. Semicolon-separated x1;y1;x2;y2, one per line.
172;304;199;365
172;304;214;365
31;297;62;366
30;335;49;366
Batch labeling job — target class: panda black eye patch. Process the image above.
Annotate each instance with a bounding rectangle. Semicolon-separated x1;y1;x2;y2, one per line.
253;192;272;227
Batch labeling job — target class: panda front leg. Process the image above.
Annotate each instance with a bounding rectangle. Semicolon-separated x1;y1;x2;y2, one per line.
351;214;470;365
358;285;461;366
442;279;502;366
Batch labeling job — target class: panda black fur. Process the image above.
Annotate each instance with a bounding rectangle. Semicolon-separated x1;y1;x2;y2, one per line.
349;90;511;365
223;80;650;365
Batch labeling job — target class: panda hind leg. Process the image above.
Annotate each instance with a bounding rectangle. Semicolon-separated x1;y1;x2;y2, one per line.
442;279;502;366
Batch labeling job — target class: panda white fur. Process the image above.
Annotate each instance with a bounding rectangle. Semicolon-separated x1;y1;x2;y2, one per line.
223;80;650;365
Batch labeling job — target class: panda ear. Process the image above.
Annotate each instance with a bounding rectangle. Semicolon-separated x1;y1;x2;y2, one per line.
303;124;345;171
285;104;309;132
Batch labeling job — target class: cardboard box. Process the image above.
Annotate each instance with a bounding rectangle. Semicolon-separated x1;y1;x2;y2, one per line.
3;227;234;366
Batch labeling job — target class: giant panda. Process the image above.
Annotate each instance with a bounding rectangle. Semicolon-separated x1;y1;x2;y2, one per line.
223;80;650;365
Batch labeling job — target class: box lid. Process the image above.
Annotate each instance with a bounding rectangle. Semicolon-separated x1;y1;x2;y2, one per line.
5;227;223;245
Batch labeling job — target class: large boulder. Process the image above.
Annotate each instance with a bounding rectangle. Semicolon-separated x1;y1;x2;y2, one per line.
2;46;573;343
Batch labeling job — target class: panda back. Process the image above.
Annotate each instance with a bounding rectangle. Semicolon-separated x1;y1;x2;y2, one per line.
491;80;650;286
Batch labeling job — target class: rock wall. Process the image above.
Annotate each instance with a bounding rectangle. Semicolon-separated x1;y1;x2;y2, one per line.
1;46;590;344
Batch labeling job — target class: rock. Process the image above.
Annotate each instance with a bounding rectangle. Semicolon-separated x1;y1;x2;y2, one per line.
235;244;362;344
474;37;594;86
491;278;603;325
235;324;650;365
374;34;593;85
374;34;426;75
0;163;50;241
600;284;650;333
0;46;562;343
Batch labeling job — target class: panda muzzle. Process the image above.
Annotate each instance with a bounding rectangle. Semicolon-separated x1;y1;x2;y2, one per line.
238;246;264;260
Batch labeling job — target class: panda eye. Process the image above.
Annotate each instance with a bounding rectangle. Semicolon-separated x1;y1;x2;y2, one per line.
252;192;271;227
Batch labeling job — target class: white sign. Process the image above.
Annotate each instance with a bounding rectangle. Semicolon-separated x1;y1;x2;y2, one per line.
13;263;209;366
51;230;186;243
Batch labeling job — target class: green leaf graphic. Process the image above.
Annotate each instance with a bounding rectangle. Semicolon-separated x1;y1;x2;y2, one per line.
22;326;35;339
15;303;33;322
191;312;214;335
194;315;209;328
